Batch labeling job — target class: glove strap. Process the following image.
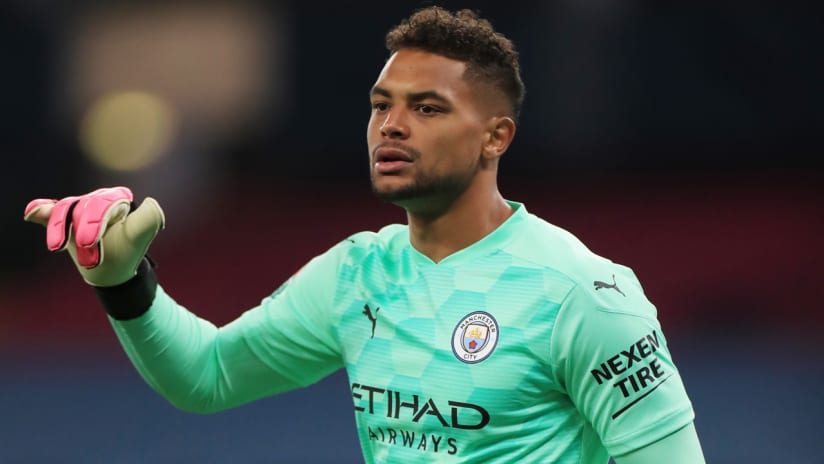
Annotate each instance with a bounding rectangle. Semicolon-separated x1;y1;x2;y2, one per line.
94;257;158;321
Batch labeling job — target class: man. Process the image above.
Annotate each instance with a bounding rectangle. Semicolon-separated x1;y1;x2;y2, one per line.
24;7;705;463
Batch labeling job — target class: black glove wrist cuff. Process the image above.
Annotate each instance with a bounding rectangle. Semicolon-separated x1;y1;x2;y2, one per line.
93;258;158;321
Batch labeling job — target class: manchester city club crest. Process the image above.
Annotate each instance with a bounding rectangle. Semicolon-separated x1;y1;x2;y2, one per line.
452;311;499;364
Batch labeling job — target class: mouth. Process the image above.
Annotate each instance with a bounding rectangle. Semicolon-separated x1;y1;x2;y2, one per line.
373;146;414;174
374;146;413;163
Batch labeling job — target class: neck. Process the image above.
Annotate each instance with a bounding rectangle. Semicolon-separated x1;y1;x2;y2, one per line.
406;186;513;263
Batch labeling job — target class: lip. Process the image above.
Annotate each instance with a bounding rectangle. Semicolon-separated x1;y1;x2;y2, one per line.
373;145;414;175
374;159;412;174
374;146;413;163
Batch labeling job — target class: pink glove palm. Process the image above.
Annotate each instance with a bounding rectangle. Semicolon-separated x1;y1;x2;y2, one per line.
25;187;165;286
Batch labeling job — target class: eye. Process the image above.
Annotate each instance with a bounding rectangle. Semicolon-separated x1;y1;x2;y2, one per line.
415;104;441;115
372;102;389;112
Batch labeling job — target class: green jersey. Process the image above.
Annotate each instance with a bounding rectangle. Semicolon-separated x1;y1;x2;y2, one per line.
111;201;694;463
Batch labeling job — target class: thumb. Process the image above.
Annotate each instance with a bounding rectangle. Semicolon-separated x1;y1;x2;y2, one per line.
23;199;57;227
122;197;165;249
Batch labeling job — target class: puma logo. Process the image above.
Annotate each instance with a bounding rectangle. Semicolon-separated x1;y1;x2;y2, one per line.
362;304;380;338
594;274;626;297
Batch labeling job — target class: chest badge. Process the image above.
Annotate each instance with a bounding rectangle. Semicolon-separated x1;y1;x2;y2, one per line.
451;311;499;364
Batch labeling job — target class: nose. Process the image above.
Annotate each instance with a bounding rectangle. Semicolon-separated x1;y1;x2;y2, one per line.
380;109;409;139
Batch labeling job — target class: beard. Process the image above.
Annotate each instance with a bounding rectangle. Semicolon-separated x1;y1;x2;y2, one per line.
370;164;478;213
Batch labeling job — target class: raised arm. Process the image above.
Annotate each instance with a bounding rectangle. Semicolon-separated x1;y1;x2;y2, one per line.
104;256;343;413
24;187;343;413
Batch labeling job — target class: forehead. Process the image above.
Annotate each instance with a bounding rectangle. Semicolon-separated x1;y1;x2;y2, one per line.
372;49;471;99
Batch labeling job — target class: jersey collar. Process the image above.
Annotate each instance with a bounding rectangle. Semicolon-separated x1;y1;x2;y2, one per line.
409;200;527;267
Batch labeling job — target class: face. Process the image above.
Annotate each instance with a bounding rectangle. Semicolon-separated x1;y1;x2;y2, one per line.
367;49;491;211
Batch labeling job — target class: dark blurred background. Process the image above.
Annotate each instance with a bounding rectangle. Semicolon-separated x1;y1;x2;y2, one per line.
1;1;822;462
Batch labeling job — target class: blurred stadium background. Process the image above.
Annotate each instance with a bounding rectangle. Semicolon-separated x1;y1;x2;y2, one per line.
1;1;821;462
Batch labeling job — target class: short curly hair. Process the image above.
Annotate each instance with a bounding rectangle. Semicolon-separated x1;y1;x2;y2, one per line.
386;6;525;121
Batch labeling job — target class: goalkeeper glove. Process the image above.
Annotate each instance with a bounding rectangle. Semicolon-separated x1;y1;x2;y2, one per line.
24;186;165;287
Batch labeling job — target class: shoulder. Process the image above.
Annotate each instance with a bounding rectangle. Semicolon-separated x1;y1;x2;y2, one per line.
345;223;407;247
325;223;408;265
507;207;653;317
283;223;408;291
342;223;407;252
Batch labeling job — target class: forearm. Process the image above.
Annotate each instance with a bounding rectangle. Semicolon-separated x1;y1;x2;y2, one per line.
614;422;705;464
109;287;228;413
99;260;301;413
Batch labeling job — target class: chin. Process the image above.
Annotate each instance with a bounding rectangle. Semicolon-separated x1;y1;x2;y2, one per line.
371;176;407;198
372;185;407;203
370;185;411;205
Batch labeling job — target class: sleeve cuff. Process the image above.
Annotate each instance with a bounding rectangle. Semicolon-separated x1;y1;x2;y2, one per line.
93;258;158;321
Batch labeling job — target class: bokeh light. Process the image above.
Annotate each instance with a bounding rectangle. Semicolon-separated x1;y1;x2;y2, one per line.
79;90;177;171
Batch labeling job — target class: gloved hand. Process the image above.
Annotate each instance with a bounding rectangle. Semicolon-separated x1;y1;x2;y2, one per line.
24;187;165;287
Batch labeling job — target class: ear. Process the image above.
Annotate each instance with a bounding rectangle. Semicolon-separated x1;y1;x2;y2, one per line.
481;116;516;160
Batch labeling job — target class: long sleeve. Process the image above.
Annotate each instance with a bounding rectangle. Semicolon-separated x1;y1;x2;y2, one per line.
102;249;348;413
614;423;705;464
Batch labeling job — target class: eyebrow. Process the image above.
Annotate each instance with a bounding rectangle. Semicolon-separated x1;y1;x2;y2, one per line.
370;86;451;106
370;86;391;99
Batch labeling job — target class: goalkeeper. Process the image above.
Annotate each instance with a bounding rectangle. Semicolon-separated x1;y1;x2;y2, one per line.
24;7;705;463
